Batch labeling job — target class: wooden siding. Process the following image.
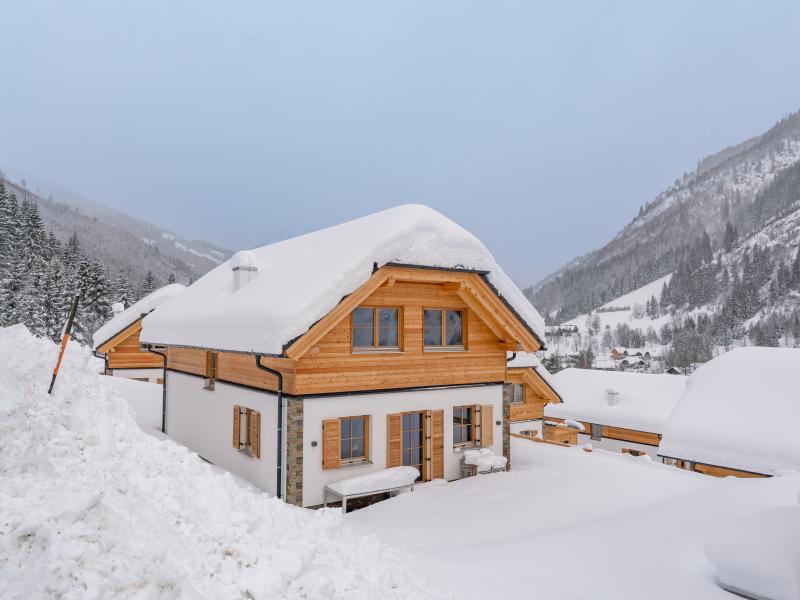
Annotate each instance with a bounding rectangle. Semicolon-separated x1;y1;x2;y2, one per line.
545;416;661;447
102;321;164;370
506;368;555;423
693;463;769;479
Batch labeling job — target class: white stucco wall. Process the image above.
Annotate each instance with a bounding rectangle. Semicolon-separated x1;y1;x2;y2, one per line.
166;372;279;496
302;384;504;507
109;367;162;383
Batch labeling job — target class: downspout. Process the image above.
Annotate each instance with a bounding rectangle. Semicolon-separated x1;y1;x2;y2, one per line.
145;345;168;434
506;352;517;363
255;355;284;500
91;350;109;375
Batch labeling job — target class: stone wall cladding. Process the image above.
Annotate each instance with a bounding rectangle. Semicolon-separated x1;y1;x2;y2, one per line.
502;384;511;470
285;398;304;506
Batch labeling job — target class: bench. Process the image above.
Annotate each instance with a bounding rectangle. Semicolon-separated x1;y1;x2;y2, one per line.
322;466;419;513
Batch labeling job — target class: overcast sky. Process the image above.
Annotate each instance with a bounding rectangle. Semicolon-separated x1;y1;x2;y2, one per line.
2;1;800;285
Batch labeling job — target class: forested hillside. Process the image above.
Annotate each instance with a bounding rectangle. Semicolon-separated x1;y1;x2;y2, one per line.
528;111;800;354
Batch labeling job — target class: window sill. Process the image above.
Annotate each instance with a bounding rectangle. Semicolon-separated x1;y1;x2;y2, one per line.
423;346;466;353
453;444;478;452
340;459;372;469
351;348;403;355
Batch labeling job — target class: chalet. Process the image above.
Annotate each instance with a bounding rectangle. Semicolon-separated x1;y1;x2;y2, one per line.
505;352;562;423
659;347;800;478
139;204;552;508
93;284;185;383
544;368;687;458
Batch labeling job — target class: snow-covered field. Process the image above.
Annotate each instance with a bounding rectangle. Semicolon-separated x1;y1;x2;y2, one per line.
0;325;433;600
2;324;796;599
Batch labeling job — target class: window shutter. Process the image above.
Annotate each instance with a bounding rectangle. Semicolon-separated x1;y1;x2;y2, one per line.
386;413;402;468
480;404;494;447
322;419;341;470
430;409;444;480
232;405;241;449
250;410;261;459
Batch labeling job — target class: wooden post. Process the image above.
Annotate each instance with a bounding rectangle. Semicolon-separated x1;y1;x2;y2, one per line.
48;294;80;395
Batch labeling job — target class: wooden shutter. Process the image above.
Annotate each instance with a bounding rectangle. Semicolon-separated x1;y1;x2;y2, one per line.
430;410;444;480
322;419;341;470
250;410;261;459
386;413;402;468
232;405;241;449
480;404;494;447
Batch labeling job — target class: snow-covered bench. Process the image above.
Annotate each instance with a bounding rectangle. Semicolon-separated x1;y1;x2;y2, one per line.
323;466;419;513
459;448;507;477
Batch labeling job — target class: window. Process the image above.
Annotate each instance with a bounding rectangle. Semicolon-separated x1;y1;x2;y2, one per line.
340;415;369;463
204;351;217;390
402;412;425;480
233;405;260;458
352;307;400;351
508;383;524;404
590;423;602;441
453;405;475;447
423;308;464;349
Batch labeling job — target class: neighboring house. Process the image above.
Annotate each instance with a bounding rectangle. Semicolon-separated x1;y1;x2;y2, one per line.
659;347;800;477
140;204;549;508
93;284;185;383
665;366;682;375
544;368;687;458
505;352;562;422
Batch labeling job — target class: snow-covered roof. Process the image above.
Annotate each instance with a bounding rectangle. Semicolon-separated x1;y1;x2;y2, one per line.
93;284;185;350
140;204;546;355
507;352;562;401
545;368;687;433
659;347;800;475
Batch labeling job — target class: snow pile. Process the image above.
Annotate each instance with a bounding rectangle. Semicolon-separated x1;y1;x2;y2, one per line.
705;506;800;600
546;368;686;433
0;325;434;599
659;346;800;474
93;283;185;349
141;204;545;354
327;467;419;496
462;449;507;471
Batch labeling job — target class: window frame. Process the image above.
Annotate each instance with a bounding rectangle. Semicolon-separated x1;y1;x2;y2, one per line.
338;415;370;465
351;306;402;353
204;351;217;390
508;383;525;404
423;308;467;351
452;404;476;448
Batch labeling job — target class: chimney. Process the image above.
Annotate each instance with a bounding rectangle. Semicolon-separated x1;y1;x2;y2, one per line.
112;302;124;314
231;250;258;291
605;387;620;407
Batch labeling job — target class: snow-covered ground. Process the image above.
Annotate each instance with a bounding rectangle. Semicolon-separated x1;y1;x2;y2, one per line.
0;325;435;599
352;439;799;600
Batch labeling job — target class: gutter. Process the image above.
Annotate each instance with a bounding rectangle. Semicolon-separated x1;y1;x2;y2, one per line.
255;355;284;500
144;345;168;434
91;350;109;375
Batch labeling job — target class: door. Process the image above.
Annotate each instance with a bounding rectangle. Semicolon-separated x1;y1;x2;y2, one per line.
401;411;426;481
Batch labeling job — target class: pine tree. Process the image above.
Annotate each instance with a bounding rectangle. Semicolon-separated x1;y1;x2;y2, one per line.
112;271;135;308
167;272;176;284
140;270;157;298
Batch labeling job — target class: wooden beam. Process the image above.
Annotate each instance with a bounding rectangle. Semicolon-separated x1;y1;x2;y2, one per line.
455;285;513;343
96;320;143;354
441;282;463;292
383;277;396;287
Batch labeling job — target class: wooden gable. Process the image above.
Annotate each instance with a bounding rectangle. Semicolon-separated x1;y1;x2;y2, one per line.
97;319;164;370
507;365;561;422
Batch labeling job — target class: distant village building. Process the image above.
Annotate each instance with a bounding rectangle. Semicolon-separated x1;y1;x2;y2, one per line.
140;205;553;508
93;284;185;383
659;347;800;477
544;368;687;458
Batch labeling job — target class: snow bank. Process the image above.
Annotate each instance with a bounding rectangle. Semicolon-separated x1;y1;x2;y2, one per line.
327;467;419;496
141;204;545;355
93;283;185;349
705;506;800;600
659;347;800;474
0;325;434;599
546;368;686;433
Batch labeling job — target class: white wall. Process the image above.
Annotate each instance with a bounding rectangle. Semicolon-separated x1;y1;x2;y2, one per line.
109;367;162;383
166;372;279;496
302;384;503;507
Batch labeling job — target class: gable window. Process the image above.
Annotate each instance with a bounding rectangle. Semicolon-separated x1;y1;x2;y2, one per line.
509;383;524;404
340;415;369;463
424;309;464;349
352;307;400;351
232;405;261;458
204;351;218;390
453;405;475;447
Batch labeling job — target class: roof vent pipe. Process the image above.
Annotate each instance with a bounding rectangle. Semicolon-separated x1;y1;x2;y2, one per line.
231;250;258;291
605;387;620;407
112;302;124;314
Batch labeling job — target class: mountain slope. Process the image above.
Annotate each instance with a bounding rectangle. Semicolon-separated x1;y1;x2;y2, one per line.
529;110;800;325
0;171;230;286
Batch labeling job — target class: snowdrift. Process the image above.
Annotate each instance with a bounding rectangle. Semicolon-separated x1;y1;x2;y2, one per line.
0;325;432;599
